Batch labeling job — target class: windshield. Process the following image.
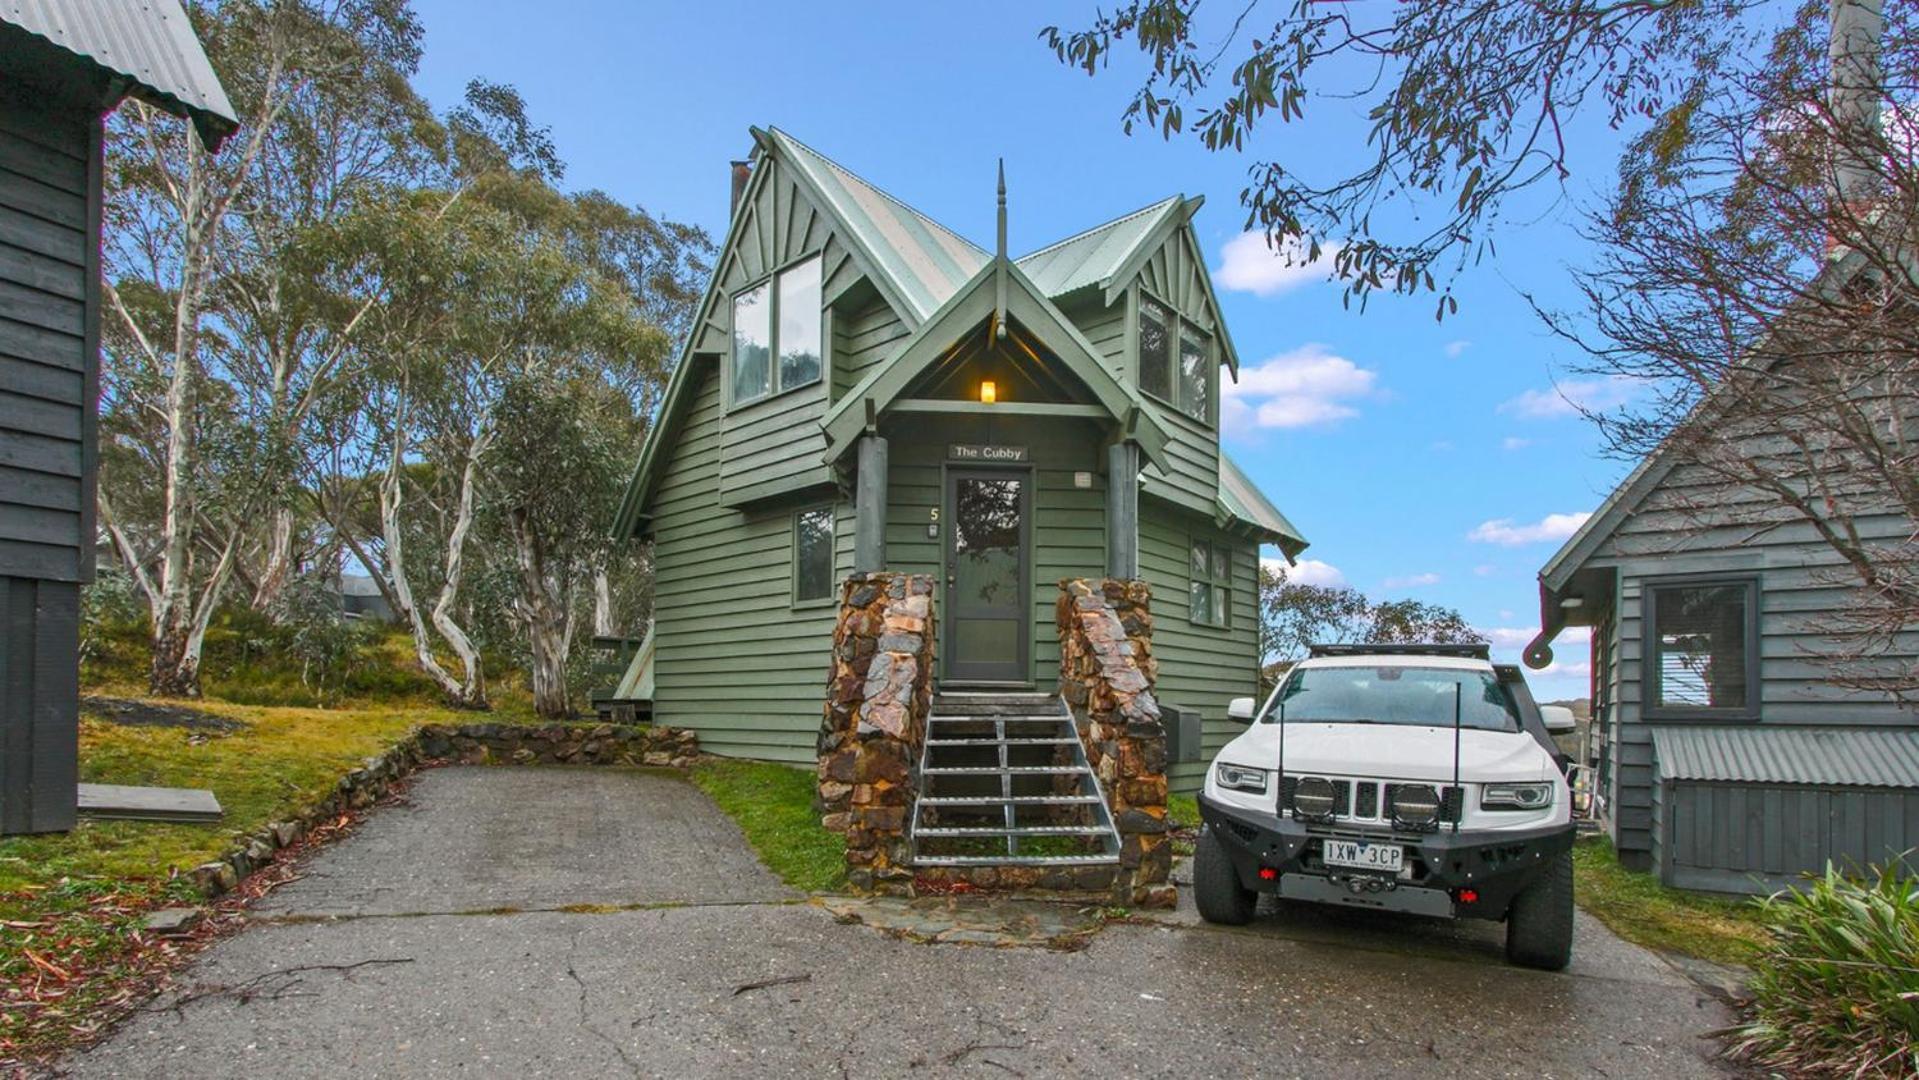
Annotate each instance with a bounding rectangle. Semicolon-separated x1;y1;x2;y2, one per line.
1260;665;1521;732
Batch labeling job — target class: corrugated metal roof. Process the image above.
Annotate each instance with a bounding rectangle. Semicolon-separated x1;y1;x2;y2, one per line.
1217;452;1309;555
767;128;988;323
1015;196;1181;298
4;0;238;148
1653;726;1919;788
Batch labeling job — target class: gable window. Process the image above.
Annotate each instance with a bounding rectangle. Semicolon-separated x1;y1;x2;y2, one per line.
1189;537;1231;627
733;254;822;406
1645;576;1760;718
794;506;835;604
1138;295;1212;425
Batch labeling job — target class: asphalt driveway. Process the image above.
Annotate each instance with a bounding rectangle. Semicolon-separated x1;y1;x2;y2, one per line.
68;768;1736;1078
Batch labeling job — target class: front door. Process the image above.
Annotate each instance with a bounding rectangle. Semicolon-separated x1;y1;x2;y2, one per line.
944;469;1030;684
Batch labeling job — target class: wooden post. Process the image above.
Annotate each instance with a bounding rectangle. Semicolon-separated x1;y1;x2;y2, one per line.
855;434;889;572
1106;441;1139;579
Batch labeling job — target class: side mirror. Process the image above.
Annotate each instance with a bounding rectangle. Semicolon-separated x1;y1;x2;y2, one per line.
1540;705;1578;734
1227;696;1257;723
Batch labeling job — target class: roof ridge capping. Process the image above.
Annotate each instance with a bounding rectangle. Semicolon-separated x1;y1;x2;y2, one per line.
762;126;990;258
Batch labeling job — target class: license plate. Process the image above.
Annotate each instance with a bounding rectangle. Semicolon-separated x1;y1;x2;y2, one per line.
1322;839;1404;873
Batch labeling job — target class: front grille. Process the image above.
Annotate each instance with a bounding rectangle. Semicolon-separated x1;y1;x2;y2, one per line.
1281;776;1463;829
1278;776;1349;817
1354;781;1379;819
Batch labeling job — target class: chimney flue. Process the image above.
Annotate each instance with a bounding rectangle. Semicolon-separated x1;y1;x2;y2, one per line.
1830;0;1884;211
730;160;752;216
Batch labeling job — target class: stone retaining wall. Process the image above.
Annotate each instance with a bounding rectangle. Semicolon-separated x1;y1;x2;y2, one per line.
189;722;697;898
816;572;936;893
1057;578;1174;907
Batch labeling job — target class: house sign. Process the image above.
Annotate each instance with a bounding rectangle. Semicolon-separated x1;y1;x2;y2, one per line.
948;444;1028;463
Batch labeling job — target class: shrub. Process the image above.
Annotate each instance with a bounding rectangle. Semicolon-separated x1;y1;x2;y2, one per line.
1728;860;1919;1078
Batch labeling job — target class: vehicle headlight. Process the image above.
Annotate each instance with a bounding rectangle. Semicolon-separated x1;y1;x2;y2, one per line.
1482;782;1555;811
1388;783;1441;827
1214;762;1267;793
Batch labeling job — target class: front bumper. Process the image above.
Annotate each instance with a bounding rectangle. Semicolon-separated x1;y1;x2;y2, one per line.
1198;792;1575;921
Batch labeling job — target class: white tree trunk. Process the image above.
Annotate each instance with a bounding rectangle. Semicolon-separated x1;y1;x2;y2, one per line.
593;571;614;637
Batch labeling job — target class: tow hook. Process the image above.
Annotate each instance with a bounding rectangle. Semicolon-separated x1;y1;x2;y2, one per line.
1337;874;1398;895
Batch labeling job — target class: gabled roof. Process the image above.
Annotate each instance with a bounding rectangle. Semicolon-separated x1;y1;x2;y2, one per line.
3;0;238;148
1016;196;1183;298
1219;453;1309;556
762;127;989;324
819;257;1173;468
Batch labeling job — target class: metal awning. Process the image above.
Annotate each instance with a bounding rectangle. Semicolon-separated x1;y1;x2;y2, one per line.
1653;726;1919;789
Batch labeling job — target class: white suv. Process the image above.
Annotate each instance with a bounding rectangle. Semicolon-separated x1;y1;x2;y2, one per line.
1195;643;1579;970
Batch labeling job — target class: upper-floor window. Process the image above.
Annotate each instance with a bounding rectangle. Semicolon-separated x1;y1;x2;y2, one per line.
733;254;822;406
1189;537;1231;627
1139;295;1212;425
1645;576;1760;719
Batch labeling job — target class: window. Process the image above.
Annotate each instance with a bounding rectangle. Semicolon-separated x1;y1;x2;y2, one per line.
1645;577;1759;718
793;506;835;604
732;254;822;406
1139;295;1212;424
1263;666;1521;732
1189;538;1231;627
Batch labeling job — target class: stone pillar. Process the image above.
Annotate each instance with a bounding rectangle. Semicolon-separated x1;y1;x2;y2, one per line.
817;571;935;893
1056;577;1173;907
854;435;888;573
1105;441;1139;580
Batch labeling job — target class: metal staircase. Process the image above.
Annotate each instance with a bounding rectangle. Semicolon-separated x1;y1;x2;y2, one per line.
908;691;1121;868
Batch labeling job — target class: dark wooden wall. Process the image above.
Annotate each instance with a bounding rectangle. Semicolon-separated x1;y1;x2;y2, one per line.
0;78;101;834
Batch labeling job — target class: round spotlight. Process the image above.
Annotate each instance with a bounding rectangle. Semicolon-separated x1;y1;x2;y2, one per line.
1390;784;1441;827
1293;777;1338;820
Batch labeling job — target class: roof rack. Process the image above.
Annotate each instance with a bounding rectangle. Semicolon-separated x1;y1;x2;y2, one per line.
1307;643;1492;660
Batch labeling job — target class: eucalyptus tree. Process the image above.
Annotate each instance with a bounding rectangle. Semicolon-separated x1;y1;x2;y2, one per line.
99;0;427;696
1043;0;1776;314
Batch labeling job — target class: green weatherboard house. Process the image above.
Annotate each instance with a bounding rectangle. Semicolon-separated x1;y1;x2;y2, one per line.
612;128;1307;791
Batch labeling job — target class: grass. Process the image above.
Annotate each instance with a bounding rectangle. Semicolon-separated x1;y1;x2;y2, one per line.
1572;836;1773;966
687;758;846;893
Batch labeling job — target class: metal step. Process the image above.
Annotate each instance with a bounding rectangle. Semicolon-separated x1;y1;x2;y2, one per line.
917;794;1102;806
922;765;1087;776
922;737;1079;747
911;854;1118;867
912;825;1112;837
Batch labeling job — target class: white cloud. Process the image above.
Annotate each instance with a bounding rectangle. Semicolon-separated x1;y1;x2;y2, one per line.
1213;231;1343;297
1498;375;1639;420
1501;436;1532;451
1221;343;1379;432
1259;557;1346;587
1444;340;1471;359
1474;565;1498;578
1381;572;1441;590
1468;511;1593;546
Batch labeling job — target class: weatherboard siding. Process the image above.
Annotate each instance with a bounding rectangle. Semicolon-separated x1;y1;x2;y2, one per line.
1139;507;1261;792
0;91;96;585
649;362;852;763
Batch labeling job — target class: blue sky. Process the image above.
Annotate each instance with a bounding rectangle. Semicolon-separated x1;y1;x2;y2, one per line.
407;0;1640;699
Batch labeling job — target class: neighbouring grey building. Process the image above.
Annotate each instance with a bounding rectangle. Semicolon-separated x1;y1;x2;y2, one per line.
1;1;235;834
1525;261;1918;893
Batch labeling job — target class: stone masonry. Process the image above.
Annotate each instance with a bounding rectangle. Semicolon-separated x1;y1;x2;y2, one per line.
1057;578;1175;907
817;572;937;893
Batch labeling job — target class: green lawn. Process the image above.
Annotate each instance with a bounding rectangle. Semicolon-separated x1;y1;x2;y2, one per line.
688;759;846;893
1572;836;1772;966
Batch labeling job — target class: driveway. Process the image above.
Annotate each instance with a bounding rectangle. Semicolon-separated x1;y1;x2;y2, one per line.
69;768;1735;1078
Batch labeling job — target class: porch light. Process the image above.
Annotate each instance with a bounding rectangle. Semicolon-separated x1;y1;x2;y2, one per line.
979;380;997;404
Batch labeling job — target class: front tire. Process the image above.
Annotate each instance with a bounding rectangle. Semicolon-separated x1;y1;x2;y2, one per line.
1193;826;1257;925
1505;849;1574;970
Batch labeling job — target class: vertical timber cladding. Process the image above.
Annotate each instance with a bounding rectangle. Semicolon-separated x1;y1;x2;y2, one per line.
881;413;1108;686
0;84;101;834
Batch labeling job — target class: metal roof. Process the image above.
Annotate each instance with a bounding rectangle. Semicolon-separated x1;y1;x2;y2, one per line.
1218;452;1309;555
1653;726;1919;788
1015;196;1182;298
3;0;238;148
765;127;988;323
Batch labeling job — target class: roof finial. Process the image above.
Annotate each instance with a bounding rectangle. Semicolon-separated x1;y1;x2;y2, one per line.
995;158;1008;340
